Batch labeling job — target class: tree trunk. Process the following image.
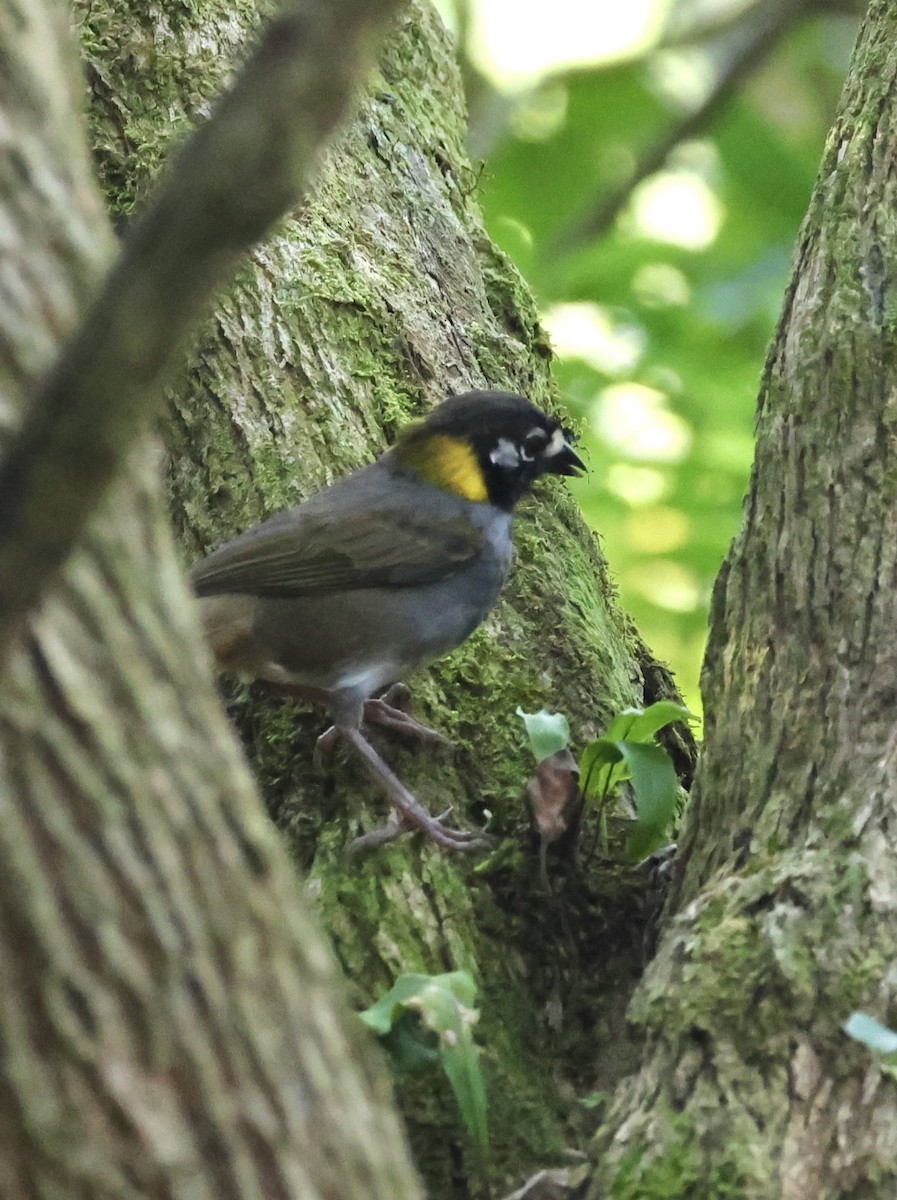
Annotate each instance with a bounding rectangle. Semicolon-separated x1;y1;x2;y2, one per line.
588;3;897;1196
72;0;693;1194
0;3;420;1197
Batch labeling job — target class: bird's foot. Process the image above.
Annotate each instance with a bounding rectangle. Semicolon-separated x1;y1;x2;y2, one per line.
362;682;451;746
314;683;450;769
348;808;485;854
340;726;486;853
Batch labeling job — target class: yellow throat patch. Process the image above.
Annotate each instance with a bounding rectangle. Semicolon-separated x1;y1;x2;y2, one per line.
397;434;488;502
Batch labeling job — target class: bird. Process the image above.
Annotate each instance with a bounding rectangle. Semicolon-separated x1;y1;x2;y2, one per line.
191;390;585;851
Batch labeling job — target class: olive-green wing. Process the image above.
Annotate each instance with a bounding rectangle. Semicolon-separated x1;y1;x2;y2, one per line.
191;504;486;598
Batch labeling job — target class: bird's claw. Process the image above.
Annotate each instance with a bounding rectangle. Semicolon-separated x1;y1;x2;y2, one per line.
313;724;340;769
380;682;412;711
363;686;452;746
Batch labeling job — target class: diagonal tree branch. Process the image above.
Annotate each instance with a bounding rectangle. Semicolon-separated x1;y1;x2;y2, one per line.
0;0;403;661
550;0;809;256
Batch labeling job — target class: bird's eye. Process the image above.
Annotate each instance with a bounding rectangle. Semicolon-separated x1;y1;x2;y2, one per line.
562;425;577;444
523;429;549;458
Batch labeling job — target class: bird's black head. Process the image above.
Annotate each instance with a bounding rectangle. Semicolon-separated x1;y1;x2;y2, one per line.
391;390;585;509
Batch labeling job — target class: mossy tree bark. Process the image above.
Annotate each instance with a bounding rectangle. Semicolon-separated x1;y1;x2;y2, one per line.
69;0;693;1195
0;2;420;1198
588;4;897;1196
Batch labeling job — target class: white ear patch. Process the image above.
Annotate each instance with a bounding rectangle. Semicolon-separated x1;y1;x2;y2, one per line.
544;426;567;457
490;437;523;468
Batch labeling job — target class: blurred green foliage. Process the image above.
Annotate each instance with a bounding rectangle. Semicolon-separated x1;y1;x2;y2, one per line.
448;1;860;712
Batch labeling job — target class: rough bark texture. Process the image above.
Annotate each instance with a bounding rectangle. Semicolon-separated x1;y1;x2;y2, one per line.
588;4;897;1197
0;466;422;1200
0;0;401;649
74;0;694;1192
0;2;424;1197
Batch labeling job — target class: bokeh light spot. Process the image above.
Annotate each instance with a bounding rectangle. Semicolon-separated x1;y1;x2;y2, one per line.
627;170;723;250
627;560;702;612
605;464;669;505
632;262;692;307
543;303;646;374
625;506;691;553
595;383;692;462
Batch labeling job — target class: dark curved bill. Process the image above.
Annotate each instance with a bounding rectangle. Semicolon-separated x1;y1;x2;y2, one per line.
545;437;586;477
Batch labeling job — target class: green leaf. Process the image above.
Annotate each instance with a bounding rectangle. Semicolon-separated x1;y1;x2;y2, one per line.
603;702;692;745
579;737;626;801
381;1011;441;1073
616;740;679;860
580;702;689;803
439;1016;489;1154
359;973;436;1035
360;971;488;1152
844;1012;897;1055
517;707;571;762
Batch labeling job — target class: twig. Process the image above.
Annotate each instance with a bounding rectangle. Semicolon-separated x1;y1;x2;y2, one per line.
0;0;403;659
